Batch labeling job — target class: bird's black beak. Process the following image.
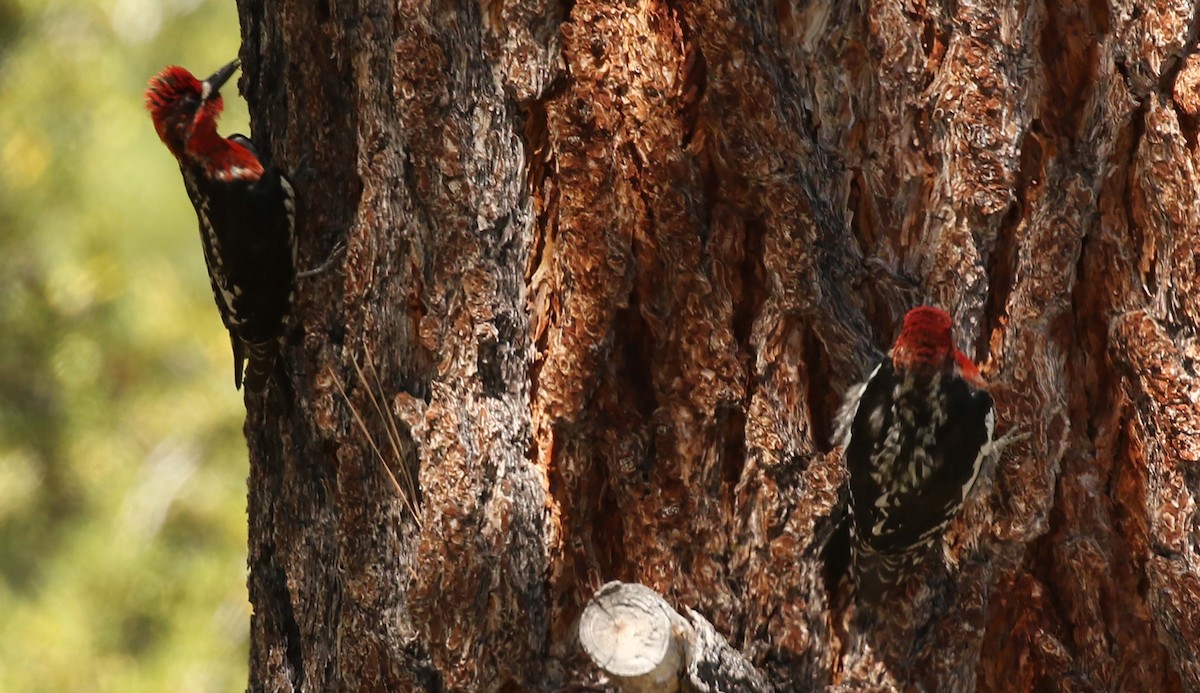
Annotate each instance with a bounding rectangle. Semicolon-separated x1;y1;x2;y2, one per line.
201;59;241;102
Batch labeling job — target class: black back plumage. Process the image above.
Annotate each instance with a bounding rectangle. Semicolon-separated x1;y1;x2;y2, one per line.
843;359;993;595
179;136;295;392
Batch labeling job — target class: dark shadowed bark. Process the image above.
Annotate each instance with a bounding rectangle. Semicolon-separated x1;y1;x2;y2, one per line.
234;0;1200;690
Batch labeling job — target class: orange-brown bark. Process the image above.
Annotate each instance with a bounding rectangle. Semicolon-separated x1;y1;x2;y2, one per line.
238;0;1200;690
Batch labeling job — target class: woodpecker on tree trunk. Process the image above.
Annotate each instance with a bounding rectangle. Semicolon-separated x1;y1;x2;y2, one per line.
145;59;296;393
834;306;998;602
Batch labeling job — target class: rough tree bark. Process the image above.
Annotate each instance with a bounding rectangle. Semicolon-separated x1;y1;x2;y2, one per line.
234;0;1200;690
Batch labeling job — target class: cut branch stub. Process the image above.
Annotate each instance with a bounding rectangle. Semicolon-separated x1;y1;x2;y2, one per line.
579;581;773;692
579;581;684;692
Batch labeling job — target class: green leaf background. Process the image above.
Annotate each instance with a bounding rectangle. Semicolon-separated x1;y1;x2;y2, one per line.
0;1;250;690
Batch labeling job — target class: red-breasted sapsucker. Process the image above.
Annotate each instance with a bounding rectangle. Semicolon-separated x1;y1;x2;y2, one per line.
145;59;295;392
834;306;995;600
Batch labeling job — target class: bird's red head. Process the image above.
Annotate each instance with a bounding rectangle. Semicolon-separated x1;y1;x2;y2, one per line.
145;60;239;159
891;306;956;375
891;305;989;386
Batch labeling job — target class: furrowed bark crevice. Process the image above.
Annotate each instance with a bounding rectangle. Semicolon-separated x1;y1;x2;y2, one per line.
236;2;1200;690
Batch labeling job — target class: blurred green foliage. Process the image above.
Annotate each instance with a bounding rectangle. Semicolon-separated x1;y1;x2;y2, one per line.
0;0;252;690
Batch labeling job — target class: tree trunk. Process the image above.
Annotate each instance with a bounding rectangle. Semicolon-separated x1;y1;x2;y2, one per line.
235;0;1200;690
